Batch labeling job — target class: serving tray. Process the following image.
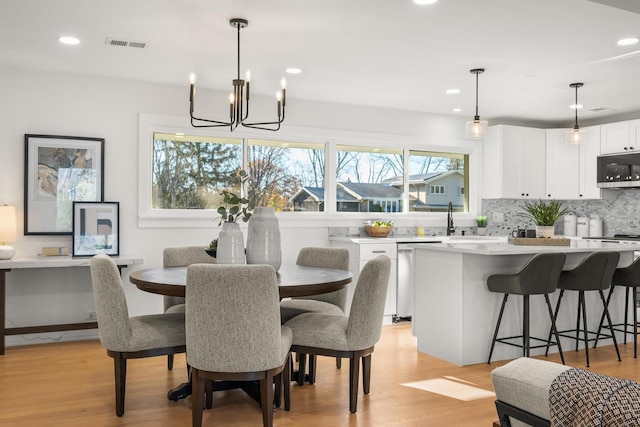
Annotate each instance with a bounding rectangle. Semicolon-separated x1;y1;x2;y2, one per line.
508;237;570;246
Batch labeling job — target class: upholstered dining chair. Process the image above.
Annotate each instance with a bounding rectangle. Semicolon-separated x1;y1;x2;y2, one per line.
280;247;350;379
284;255;391;413
163;246;216;370
186;264;292;427
89;254;186;416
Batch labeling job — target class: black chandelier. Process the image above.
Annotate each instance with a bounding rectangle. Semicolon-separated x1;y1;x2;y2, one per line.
189;18;286;132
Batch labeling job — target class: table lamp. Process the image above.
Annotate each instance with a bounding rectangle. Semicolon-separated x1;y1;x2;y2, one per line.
0;205;17;260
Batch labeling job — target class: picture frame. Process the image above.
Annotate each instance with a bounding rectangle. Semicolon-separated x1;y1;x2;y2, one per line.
24;134;104;235
72;201;119;257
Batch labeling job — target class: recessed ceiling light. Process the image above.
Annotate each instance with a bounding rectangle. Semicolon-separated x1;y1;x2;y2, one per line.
413;0;438;5
570;104;584;109
453;108;462;112
617;37;639;46
58;36;80;45
446;89;461;94
285;68;302;74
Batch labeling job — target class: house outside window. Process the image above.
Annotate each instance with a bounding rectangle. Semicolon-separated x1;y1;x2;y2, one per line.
430;185;445;195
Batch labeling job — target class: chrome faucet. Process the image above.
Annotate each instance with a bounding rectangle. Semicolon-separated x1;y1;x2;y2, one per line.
447;202;455;236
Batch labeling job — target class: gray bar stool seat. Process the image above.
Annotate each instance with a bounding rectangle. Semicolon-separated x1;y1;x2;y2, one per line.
595;256;640;358
487;253;566;364
545;251;621;367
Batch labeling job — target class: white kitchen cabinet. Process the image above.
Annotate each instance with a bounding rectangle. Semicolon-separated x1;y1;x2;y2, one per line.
329;240;397;319
545;125;601;199
601;121;633;154
483;125;546;199
631;119;640;149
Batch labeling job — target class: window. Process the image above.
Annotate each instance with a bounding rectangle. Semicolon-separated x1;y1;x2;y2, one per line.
408;150;468;212
247;139;325;212
152;133;242;209
335;145;404;213
430;185;445;195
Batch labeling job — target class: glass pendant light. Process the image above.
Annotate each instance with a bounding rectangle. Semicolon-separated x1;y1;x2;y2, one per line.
566;83;585;145
465;68;488;139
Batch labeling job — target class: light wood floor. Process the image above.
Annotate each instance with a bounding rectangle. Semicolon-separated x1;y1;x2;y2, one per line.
1;323;639;426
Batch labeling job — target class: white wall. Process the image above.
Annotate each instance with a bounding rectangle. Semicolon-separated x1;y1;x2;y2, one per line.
0;65;469;346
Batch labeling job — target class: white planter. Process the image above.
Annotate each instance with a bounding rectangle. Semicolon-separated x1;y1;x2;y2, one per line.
246;207;282;271
477;227;487;236
216;222;246;264
536;225;555;239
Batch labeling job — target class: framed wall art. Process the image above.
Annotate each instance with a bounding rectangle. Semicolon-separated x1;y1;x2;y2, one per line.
24;134;104;235
72;201;119;257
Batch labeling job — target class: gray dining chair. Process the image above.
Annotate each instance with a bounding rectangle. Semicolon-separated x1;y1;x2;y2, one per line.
89;254;186;416
163;246;216;370
280;247;350;379
284;255;391;413
186;264;292;427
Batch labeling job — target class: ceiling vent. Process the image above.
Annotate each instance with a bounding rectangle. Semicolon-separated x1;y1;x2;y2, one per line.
105;37;149;49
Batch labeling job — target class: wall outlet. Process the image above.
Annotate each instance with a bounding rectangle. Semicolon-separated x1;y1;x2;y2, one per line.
87;311;97;320
493;212;504;223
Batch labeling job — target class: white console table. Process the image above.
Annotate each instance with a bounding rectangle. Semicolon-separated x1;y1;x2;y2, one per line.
0;256;143;355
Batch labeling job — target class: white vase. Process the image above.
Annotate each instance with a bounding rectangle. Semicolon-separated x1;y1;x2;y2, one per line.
477;227;487;236
216;222;246;264
536;225;555;239
246;207;282;271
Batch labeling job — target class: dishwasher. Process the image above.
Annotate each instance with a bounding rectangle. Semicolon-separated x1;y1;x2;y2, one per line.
396;241;439;322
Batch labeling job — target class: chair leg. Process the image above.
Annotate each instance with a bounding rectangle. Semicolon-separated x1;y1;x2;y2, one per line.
205;380;213;409
545;294;565;365
274;372;282;409
594;286;615;348
349;356;360;414
167;354;174;370
297;354;307;386
633;286;638;358
113;352;126;417
308;355;317;384
624;286;630;345
362;354;371;395
260;374;275;427
546;290;565;357
599;290;621;362
284;354;291;411
488;294;509;364
336;357;341;369
523;295;530;357
192;369;205;427
579;291;590;367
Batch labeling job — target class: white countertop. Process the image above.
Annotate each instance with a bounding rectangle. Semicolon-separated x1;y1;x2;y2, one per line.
0;255;143;269
408;239;637;255
329;236;444;244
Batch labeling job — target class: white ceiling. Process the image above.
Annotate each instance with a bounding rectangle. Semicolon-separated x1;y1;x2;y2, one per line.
2;0;640;128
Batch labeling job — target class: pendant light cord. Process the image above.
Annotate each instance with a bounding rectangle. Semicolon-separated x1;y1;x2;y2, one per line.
475;71;480;119
574;85;579;128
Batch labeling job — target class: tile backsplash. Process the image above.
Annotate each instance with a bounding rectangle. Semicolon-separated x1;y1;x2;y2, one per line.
481;188;640;237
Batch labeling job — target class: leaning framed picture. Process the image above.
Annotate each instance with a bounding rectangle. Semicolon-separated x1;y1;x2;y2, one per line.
24;134;104;235
72;201;119;257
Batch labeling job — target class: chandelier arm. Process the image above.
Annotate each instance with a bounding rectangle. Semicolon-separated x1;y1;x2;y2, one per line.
190;117;233;127
242;109;285;130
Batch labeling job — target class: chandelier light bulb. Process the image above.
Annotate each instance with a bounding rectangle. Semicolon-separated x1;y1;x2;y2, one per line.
245;70;251;82
229;93;235;104
281;78;287;89
189;73;196;84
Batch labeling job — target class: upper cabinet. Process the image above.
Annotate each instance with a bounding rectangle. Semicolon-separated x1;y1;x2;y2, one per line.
545;126;601;199
601;121;634;154
483;125;546;199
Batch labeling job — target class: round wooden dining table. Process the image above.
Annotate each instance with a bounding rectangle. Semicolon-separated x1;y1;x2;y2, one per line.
129;263;353;402
129;264;353;299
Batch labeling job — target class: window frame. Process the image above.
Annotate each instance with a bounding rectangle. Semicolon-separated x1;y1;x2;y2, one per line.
138;114;482;229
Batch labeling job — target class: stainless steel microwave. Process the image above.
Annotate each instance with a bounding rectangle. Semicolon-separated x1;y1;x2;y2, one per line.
597;152;640;188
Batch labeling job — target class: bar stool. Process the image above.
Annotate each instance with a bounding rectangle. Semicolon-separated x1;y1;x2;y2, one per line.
545;251;621;368
487;253;566;364
595;256;640;358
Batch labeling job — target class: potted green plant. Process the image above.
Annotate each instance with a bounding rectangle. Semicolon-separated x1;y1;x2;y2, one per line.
519;199;570;238
475;215;488;236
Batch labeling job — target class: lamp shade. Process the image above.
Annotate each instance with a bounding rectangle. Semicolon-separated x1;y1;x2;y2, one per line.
566;127;585;145
0;205;16;260
465;119;489;139
0;205;16;243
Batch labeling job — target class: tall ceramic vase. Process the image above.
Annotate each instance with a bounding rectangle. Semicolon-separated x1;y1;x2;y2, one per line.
246;207;282;271
216;222;246;264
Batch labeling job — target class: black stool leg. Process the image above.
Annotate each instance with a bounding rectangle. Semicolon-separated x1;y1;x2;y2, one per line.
599;290;621;362
545;294;565;364
488;294;509;364
594;286;615;348
633;286;638;358
579;291;590;367
546;289;564;357
624;287;630;345
523;295;530;357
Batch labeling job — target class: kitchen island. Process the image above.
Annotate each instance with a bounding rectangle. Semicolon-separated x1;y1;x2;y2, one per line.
410;239;636;366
